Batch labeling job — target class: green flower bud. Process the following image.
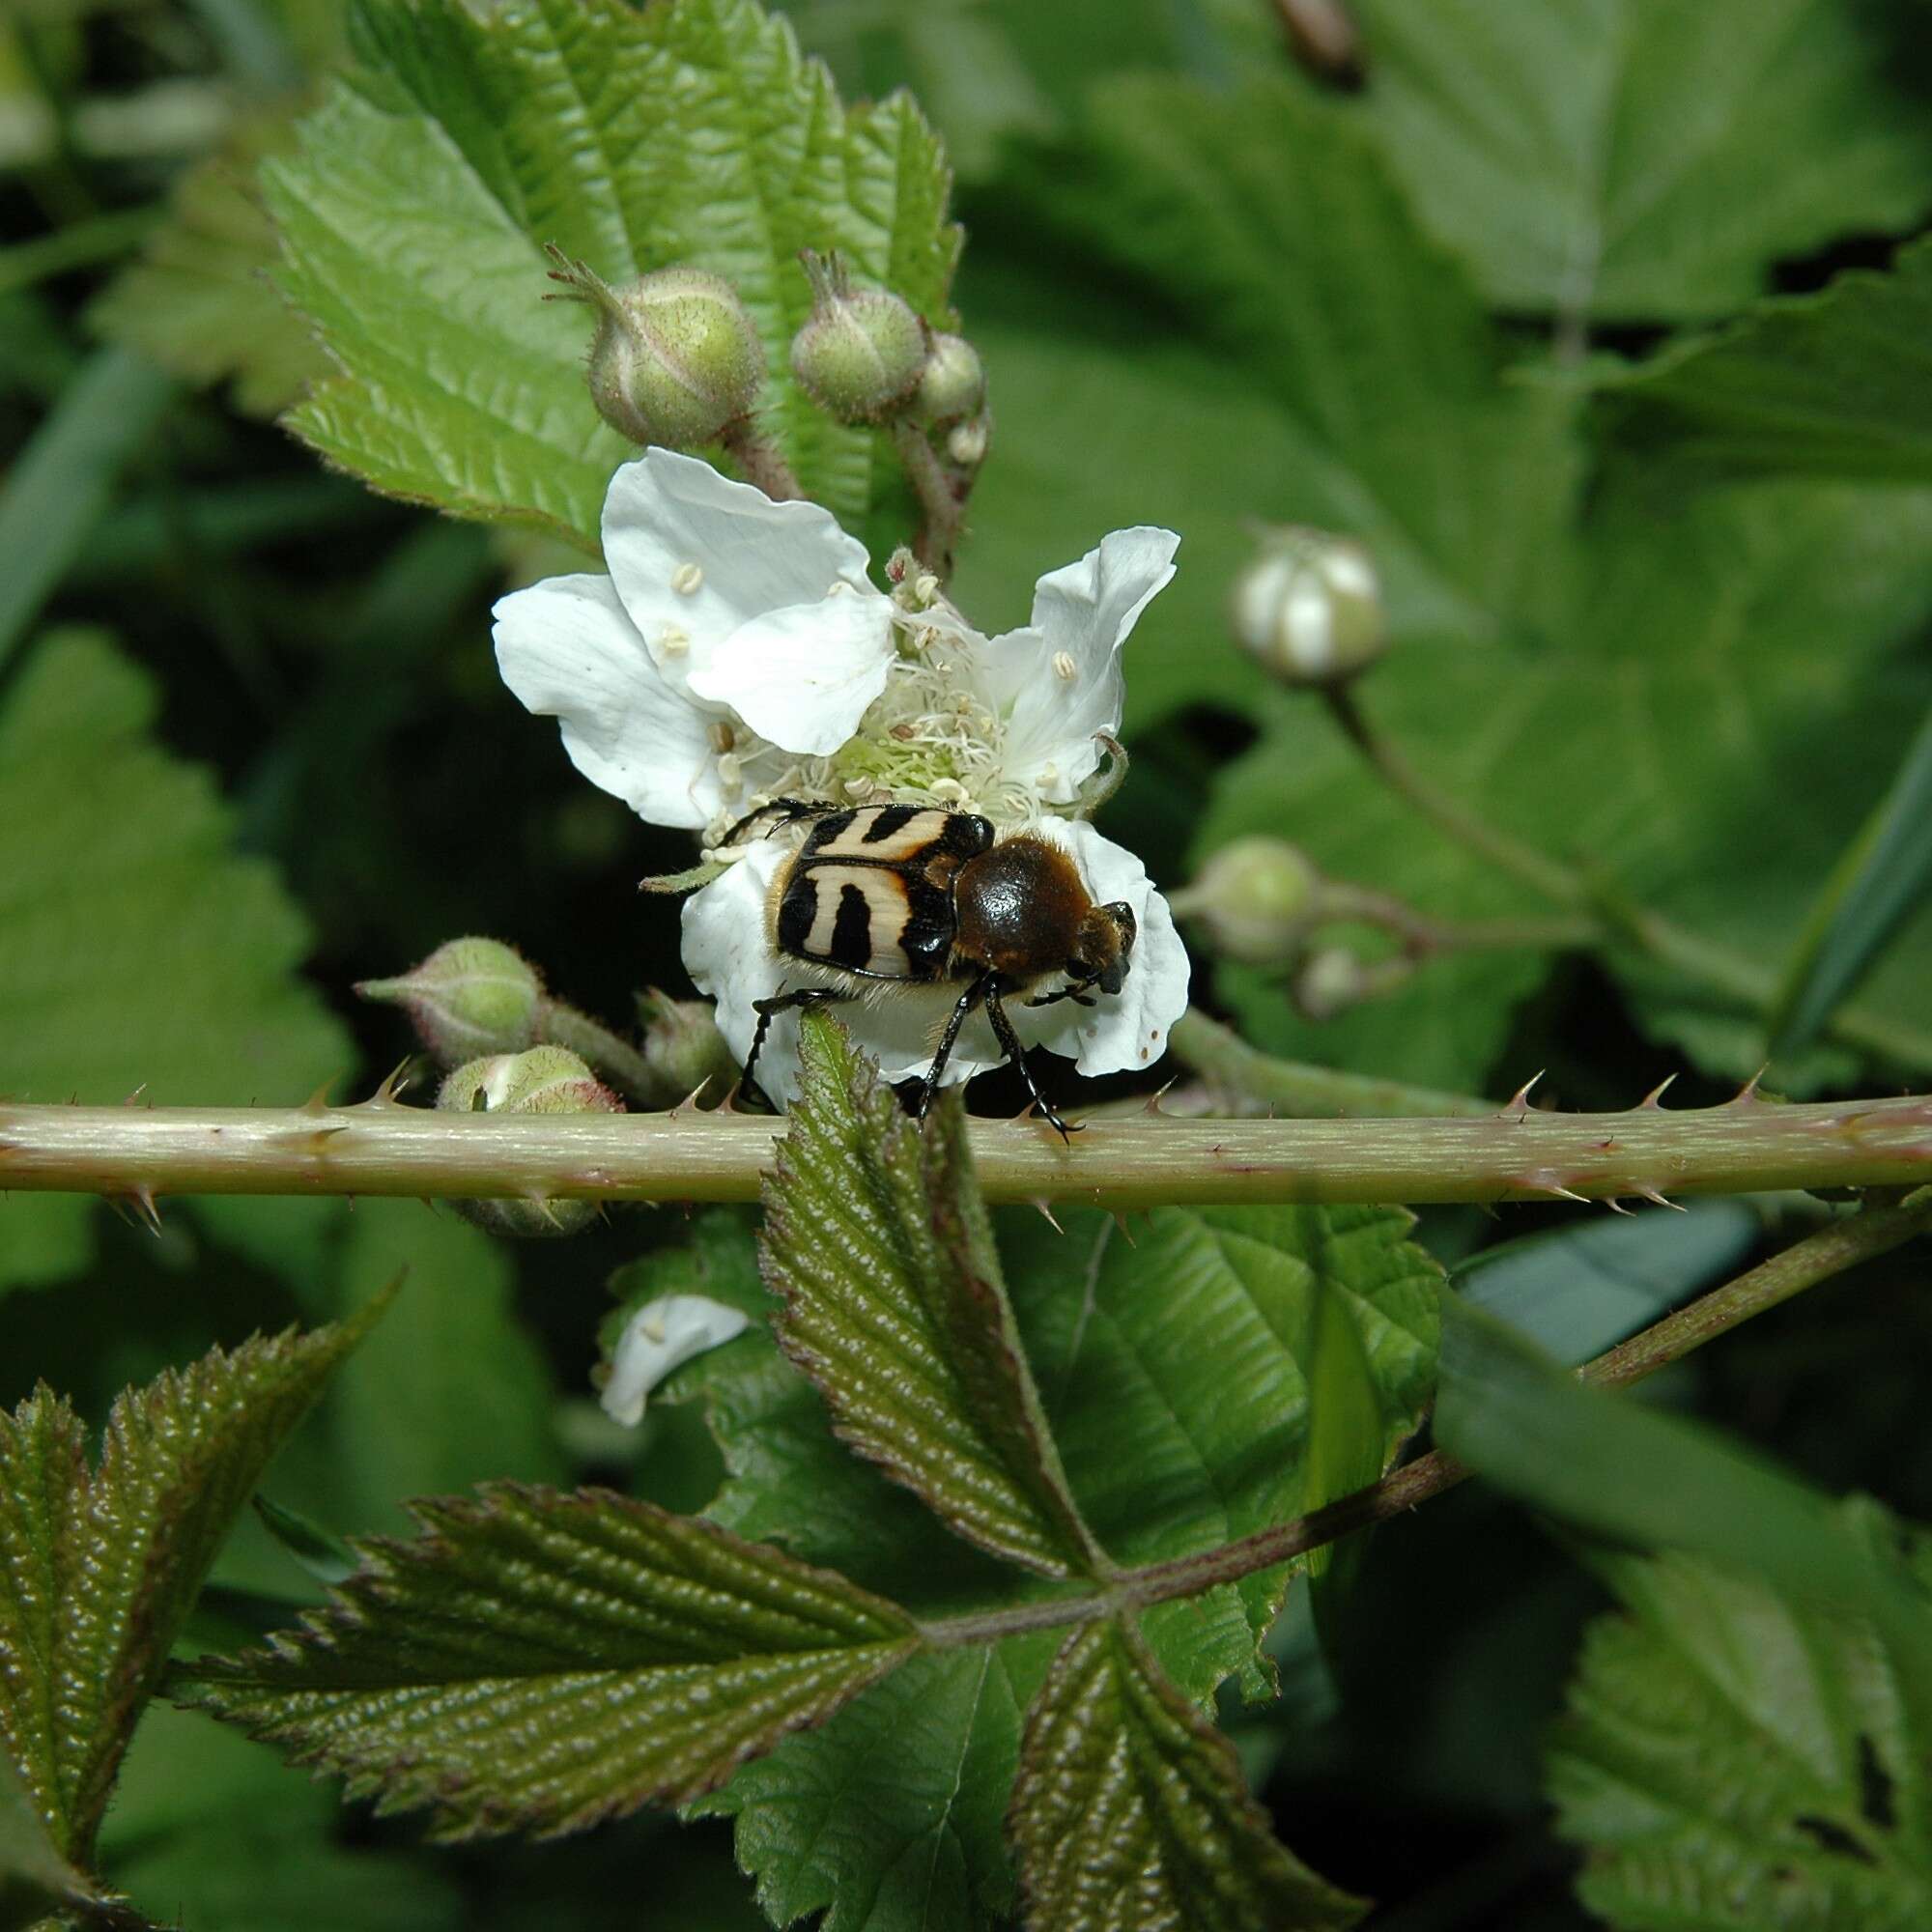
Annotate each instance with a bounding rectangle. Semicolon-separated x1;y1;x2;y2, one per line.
356;937;542;1066
638;990;739;1100
438;1046;622;1238
1293;945;1373;1023
789;248;927;424
1231;526;1386;688
913;331;986;427
546;248;764;448
1172;837;1323;964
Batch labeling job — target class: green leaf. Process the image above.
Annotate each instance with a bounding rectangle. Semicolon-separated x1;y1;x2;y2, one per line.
174;1483;923;1840
0;353;174;676
97;1704;463;1932
0;1753;98;1913
762;1013;1107;1580
693;1640;1057;1932
0;1293;390;1864
264;0;959;546
667;1197;1439;1923
1600;236;1932;484
1768;702;1932;1057
1452;1201;1761;1366
1434;1290;1932;1652
1548;1517;1932;1931
0;631;351;1293
88;112;329;418
992;74;1580;677
1351;0;1932;321
1204;483;1932;1092
1009;1617;1366;1932
1009;1202;1440;1695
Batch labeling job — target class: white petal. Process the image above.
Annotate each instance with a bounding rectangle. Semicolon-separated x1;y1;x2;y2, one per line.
601;1293;751;1426
492;573;722;830
1015;819;1190;1078
686;586;896;756
981;527;1179;802
602;449;875;679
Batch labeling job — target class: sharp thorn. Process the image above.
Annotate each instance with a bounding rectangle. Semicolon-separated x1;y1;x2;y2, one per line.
1636;1074;1677;1109
1499;1070;1545;1118
121;1083;148;1106
1634;1184;1688;1212
300;1079;337;1116
1726;1065;1769;1107
1602;1196;1635;1215
669;1077;713;1117
1542;1183;1591;1205
1031;1197;1065;1233
1144;1076;1179;1116
1110;1211;1138;1247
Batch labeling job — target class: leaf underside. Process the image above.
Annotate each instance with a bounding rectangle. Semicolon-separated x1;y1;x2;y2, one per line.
174;1483;922;1840
0;1293;389;1863
1009;1618;1366;1932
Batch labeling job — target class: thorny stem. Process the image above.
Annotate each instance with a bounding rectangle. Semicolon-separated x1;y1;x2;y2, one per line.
892;420;968;582
1;1090;1927;1208
918;1196;1932;1649
1320;686;1932;1071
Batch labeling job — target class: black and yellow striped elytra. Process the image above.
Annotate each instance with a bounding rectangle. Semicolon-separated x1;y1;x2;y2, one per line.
724;798;1138;1139
775;804;993;981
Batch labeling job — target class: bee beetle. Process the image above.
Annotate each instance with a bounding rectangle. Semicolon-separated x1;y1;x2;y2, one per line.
725;799;1137;1138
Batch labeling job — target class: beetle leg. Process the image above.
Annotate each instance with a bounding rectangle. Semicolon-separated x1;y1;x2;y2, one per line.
743;985;852;1107
913;973;993;1120
719;798;842;847
1025;986;1096;1009
985;986;1080;1143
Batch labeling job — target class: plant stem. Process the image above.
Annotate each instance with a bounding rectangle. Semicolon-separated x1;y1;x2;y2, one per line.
2;1092;1926;1209
1167;1010;1492;1118
919;1198;1932;1648
1321;686;1932;1071
891;420;967;582
718;421;801;501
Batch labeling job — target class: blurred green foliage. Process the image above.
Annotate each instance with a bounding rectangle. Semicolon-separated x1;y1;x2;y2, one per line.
4;0;1932;1926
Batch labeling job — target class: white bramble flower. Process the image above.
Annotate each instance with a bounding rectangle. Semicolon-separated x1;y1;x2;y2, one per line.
492;447;1190;1105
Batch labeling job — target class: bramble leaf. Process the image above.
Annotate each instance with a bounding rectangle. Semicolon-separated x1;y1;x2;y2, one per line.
1009;1617;1366;1931
88;113;329;418
1548;1517;1932;1930
263;0;959;547
1599;236;1932;485
174;1484;923;1840
0;631;349;1293
0;1293;390;1865
1351;0;1932;321
652;1187;1439;1921
1203;485;1932;1091
760;1012;1108;1579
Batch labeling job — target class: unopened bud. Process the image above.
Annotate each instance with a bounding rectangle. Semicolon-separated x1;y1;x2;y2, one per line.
357;938;541;1066
638;991;738;1099
913;331;986;427
1174;837;1323;964
1293;946;1373;1023
1232;527;1385;687
546;249;764;448
789;249;927;424
438;1046;622;1238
